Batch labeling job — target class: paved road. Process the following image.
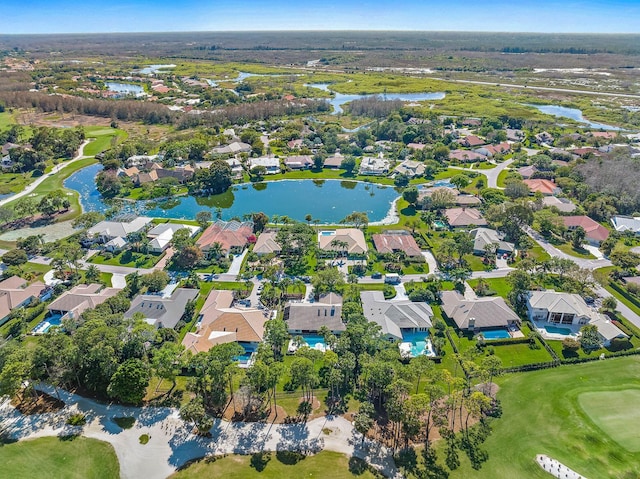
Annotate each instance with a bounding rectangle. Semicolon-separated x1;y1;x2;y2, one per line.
0;139;91;207
450;158;514;189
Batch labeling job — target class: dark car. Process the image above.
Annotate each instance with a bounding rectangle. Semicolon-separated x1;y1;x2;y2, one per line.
371;272;382;279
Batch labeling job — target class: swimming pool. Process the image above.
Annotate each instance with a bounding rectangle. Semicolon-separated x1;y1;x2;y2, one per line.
432;180;455;188
545;325;572;335
319;231;335;236
33;315;62;334
401;331;434;357
481;328;511;340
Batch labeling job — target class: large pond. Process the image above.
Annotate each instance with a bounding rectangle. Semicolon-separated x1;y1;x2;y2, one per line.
135;64;176;75
105;82;145;96
305;83;445;114
528;104;621;131
65;164;400;224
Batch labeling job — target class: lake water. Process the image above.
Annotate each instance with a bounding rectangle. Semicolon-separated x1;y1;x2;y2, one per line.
136;64;176;75
64;164;400;224
105;82;145;96
305;83;445;114
528;104;621;130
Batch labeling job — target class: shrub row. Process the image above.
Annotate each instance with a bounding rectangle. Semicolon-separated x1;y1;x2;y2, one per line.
480;336;530;347
609;281;640;310
501;361;560;374
560;347;640;365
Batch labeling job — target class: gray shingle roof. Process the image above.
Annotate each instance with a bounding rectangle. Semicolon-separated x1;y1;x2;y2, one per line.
441;291;518;330
361;291;433;340
125;288;198;329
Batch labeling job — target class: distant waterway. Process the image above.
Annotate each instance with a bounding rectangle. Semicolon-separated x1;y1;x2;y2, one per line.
304;83;445;114
64;164;400;224
527;104;622;130
105;82;144;96
135;64;176;75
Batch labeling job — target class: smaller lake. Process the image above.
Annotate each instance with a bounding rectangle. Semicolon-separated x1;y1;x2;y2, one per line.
528;104;621;131
65;164;400;224
135;64;176;75
105;82;145;96
304;83;445;114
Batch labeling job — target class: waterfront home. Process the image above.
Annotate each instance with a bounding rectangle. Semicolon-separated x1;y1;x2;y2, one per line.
419;187;482;207
318;229;367;256
534;132;554;145
85;216;153;247
125;154;161;167
253;230;281;256
0;276;47;325
125;288;198;329
225;158;244;178
475;142;511;157
324;152;344;169
562;216;610;245
284;155;313;170
197;220;254;256
611;216;640;235
147;222;200;253
469;228;514;256
441;291;519;332
526;290;627;346
47;284;119;320
506;128;525;142
361;290;433;341
394;159;425;178
372;231;422;258
444;207;488;228
359;156;390;175
248;156;281;174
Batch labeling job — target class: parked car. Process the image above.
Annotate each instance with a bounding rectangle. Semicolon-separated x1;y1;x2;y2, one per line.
371;272;382;279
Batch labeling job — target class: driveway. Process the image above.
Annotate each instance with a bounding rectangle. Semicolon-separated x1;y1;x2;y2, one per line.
226;249;247;277
421;250;439;274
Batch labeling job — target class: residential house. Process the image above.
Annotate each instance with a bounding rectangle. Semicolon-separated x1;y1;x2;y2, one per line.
318;229;368;256
459;135;485;148
449;149;486;163
440;291;520;332
517;165;539;179
418;187;482;207
360;290;433;341
372;231;423;258
47;284;119;320
284;293;345;335
253;231;281;256
394;159;425;178
125;154;160;167
534;131;554;145
225;158;244;179
462;119;482;127
562;216;610;245
541;196;577;213
506;129;525;142
359;156;390;175
147;223;200;253
287;139;304;149
248;157;281;174
324;152;344;169
444;207;488;227
571;147;598;157
210;141;252;155
526;290;627;346
85;216;153;247
469;228;515;256
523;179;562;196
125;288;199;329
284;155;313;170
475;142;511;157
406;143;427;151
611;216;640;235
196;220;254;256
0;276;47;326
590;131;618;141
182;289;268;362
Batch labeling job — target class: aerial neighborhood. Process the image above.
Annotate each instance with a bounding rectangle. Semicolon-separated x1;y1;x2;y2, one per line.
0;30;640;479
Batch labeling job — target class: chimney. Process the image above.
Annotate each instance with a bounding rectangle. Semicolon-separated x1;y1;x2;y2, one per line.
317;309;320;316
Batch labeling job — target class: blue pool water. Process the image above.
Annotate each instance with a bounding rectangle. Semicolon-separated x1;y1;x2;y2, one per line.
320;231;335;236
545;325;572;335
33;314;62;334
430;180;455;188
301;334;326;348
402;331;431;356
481;328;511;340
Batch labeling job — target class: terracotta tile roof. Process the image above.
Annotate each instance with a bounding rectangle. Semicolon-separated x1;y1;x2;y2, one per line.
372;232;422;257
523;179;561;196
562;216;610;243
196;220;254;252
444;208;487;227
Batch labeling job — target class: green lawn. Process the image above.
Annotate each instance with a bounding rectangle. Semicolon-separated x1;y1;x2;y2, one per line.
90;250;164;269
554;242;596;259
170;451;377;479
444;356;640;478
578;389;640;452
467;277;511;298
0;436;119;479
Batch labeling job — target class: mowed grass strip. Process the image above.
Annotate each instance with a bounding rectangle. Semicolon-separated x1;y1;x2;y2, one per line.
578;389;640;452
170;451;377;479
0;436;119;479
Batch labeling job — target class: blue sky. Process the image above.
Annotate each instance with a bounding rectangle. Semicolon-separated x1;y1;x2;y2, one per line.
3;0;640;34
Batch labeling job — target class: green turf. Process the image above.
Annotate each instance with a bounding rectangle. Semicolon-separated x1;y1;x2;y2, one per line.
445;356;640;478
170;451;377;479
578;389;640;452
0;436;119;479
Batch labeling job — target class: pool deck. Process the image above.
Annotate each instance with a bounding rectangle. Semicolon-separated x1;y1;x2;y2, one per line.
531;320;580;341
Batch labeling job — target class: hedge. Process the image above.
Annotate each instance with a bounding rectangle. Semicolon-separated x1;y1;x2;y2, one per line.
480;336;530;347
609;281;640;310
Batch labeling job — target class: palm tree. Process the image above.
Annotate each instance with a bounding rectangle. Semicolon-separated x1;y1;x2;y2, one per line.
209;242;224;260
